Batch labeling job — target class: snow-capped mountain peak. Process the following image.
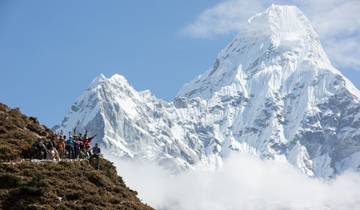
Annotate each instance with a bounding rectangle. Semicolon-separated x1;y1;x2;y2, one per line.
177;5;336;100
57;5;360;178
90;73;133;89
89;73;106;88
248;5;318;40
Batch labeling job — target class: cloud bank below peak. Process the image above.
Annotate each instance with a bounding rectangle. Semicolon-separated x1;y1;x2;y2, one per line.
114;154;360;210
181;0;360;70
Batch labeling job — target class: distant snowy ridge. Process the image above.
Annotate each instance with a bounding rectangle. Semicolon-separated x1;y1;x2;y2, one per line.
56;5;360;178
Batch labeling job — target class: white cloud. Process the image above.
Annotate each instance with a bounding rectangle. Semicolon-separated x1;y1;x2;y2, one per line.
182;0;264;38
182;0;360;69
299;0;360;69
324;36;360;69
111;154;360;210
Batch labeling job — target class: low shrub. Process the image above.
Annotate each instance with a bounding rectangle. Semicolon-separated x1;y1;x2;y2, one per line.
0;173;21;188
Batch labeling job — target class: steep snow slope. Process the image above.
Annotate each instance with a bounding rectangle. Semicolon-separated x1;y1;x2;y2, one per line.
56;5;360;178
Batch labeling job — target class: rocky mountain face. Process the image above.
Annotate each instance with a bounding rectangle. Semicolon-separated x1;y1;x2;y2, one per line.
0;103;153;210
57;5;360;178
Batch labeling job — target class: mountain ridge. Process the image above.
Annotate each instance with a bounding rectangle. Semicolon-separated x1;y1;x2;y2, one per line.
57;4;360;178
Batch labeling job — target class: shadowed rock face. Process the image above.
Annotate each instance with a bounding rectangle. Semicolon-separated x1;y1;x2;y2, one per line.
296;88;360;176
0;103;154;210
57;5;360;178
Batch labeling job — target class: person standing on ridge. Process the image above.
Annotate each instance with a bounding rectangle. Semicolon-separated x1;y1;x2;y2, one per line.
84;133;97;157
90;143;101;170
65;133;75;159
38;138;48;159
74;136;81;159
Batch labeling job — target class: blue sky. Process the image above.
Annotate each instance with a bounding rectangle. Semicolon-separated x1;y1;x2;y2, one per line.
0;0;359;127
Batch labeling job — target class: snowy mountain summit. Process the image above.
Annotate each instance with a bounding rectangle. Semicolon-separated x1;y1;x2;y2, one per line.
57;5;360;178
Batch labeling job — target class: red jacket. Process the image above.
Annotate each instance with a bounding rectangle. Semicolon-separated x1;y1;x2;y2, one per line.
83;135;96;150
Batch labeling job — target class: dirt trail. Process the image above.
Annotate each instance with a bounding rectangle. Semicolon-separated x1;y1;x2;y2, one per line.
0;158;88;165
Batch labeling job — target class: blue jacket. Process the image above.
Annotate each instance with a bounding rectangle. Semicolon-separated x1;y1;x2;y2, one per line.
66;138;74;146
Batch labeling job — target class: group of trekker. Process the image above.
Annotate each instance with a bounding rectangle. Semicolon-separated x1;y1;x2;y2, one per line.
30;129;102;168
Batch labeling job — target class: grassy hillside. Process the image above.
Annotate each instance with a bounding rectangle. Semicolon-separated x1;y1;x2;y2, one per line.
0;103;154;210
0;103;54;161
